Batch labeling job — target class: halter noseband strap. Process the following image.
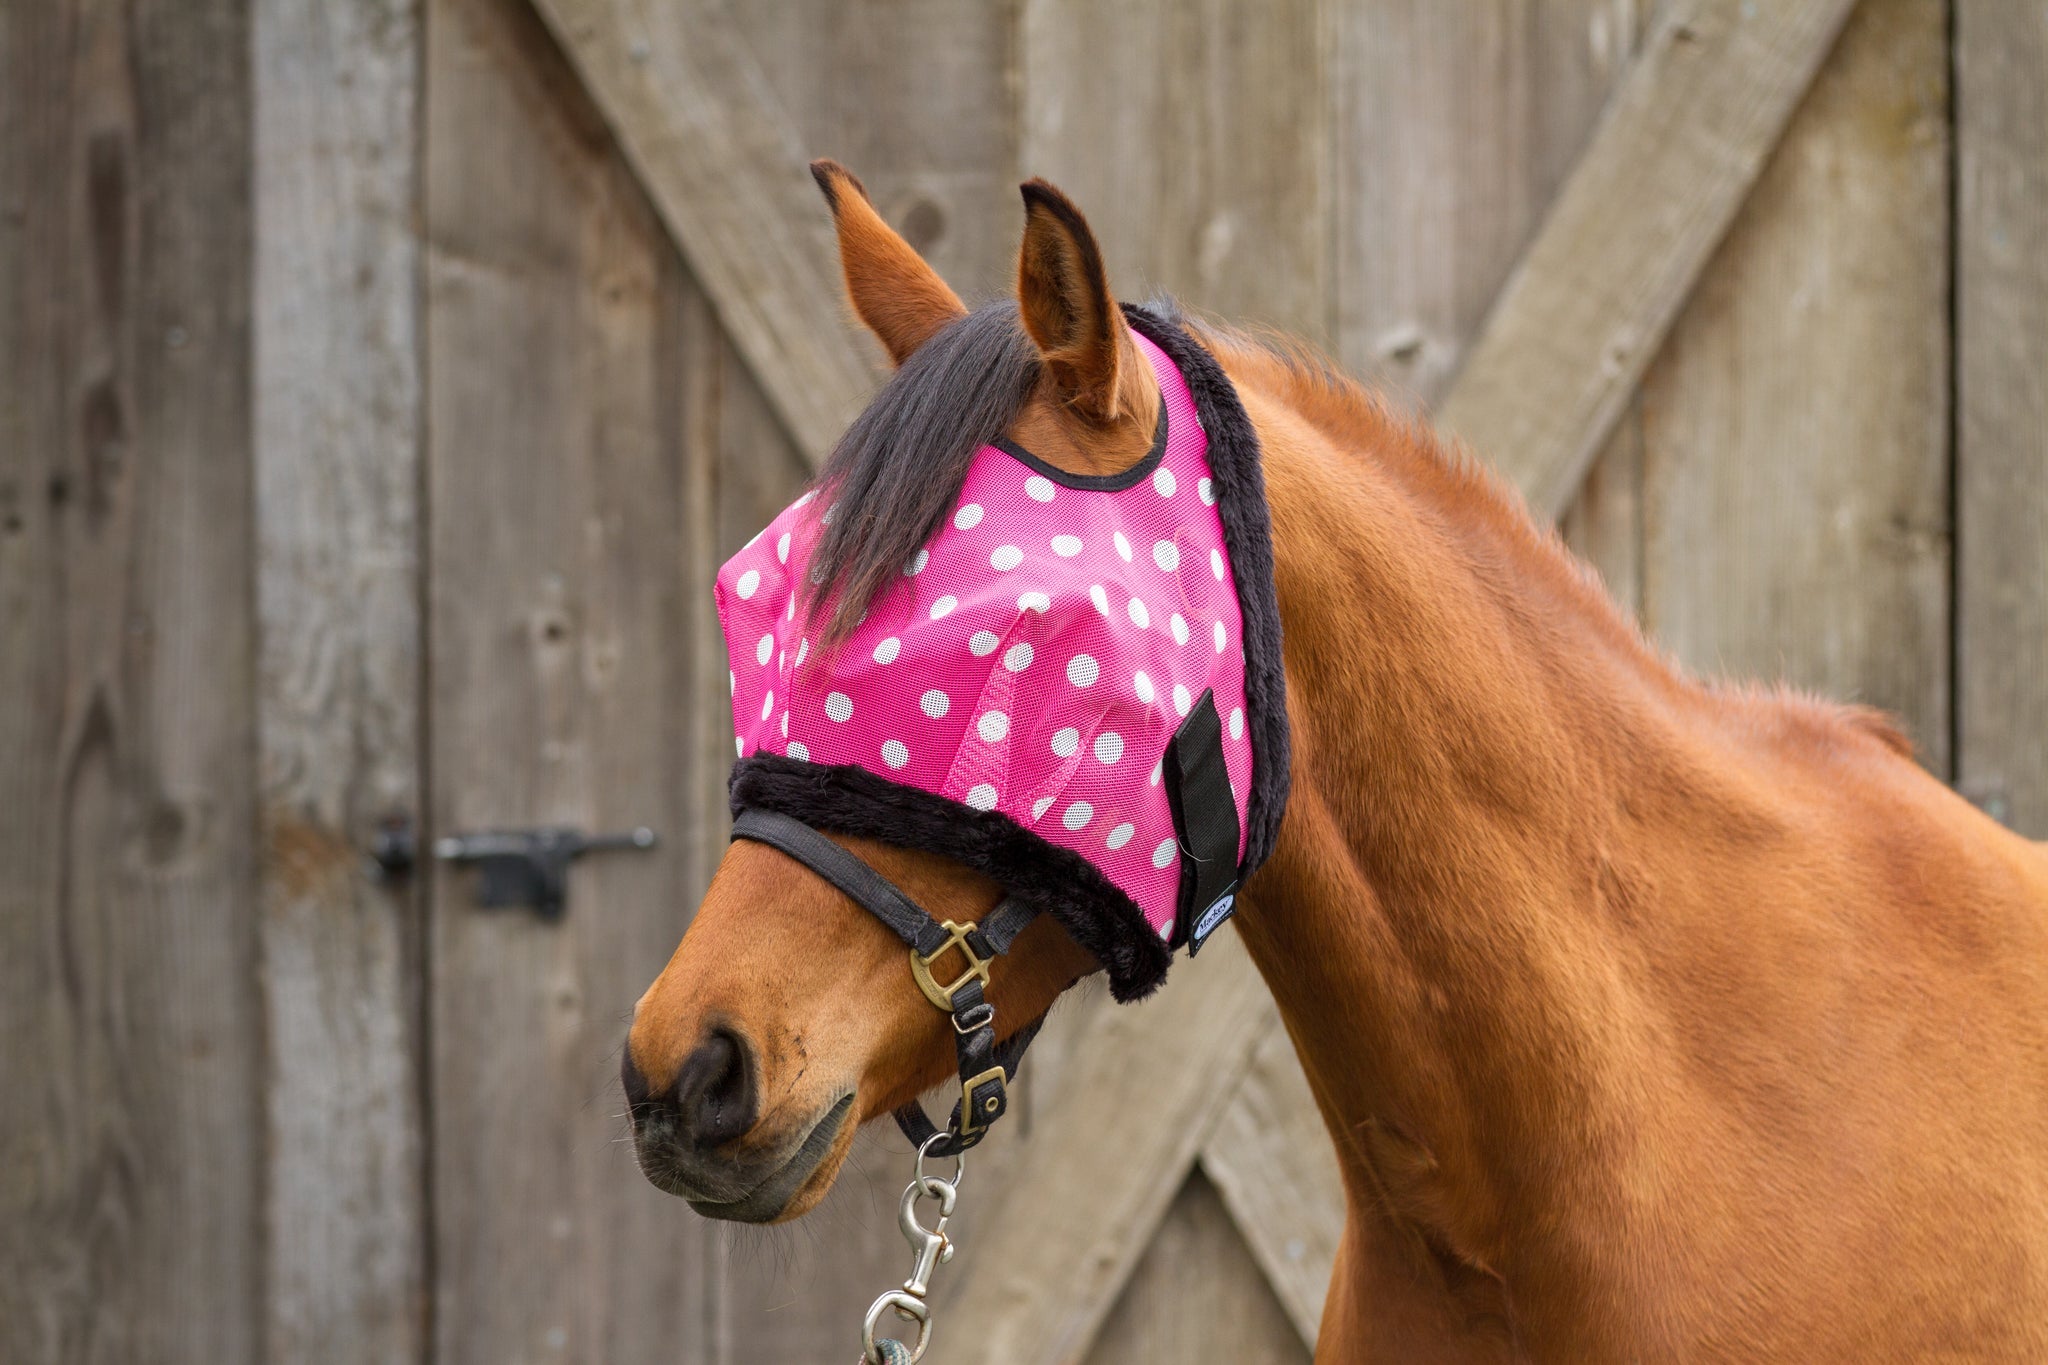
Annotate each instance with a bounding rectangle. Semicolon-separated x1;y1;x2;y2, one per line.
730;808;1043;1157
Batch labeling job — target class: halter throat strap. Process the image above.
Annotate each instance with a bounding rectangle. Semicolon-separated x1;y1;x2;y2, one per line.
730;808;1041;1157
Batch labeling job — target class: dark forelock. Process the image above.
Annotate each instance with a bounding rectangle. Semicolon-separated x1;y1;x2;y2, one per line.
802;300;1042;644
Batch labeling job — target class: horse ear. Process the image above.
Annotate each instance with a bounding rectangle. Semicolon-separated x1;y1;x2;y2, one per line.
1017;178;1132;424
810;159;967;367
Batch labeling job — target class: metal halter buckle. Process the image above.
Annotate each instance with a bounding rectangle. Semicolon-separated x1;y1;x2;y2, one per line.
908;920;993;1011
955;1065;1007;1138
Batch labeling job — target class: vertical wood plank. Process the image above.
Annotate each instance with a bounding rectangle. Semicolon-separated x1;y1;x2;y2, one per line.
732;0;1020;305
1332;0;1650;401
1082;1172;1312;1365
1020;0;1331;342
1956;0;2048;834
423;0;715;1359
0;1;263;1360
525;0;877;462
1335;1;1652;593
1639;0;1952;769
252;0;427;1358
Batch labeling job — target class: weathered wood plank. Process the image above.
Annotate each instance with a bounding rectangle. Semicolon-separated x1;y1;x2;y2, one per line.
1639;0;1951;768
733;0;1020;304
0;1;263;1360
422;1;715;1359
940;932;1278;1365
1198;1024;1347;1344
1020;0;1331;343
1333;0;1654;401
525;0;875;462
252;0;427;1358
1436;0;1861;519
1957;0;2048;835
1083;1170;1312;1365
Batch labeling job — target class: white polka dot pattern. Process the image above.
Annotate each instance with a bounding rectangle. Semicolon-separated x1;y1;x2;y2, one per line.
714;330;1254;940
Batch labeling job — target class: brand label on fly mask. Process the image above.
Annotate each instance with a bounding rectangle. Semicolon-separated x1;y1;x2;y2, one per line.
1192;892;1237;949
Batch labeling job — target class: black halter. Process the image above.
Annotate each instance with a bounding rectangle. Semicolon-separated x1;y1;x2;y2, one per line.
730;808;1044;1158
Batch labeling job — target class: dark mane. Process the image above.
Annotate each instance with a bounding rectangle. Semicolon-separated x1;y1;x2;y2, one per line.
803;300;1041;643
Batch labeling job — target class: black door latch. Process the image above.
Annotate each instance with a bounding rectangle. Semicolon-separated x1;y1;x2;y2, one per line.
371;818;656;920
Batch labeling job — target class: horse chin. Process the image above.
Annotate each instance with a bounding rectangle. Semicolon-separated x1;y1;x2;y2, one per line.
647;1092;857;1225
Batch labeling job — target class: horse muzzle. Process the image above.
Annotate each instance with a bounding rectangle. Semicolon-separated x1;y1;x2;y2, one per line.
622;1029;854;1223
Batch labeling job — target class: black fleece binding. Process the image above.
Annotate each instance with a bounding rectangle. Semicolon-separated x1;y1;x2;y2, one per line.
729;306;1290;1002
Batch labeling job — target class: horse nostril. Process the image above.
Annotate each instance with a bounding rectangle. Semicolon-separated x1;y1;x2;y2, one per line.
621;1047;655;1131
670;1028;757;1151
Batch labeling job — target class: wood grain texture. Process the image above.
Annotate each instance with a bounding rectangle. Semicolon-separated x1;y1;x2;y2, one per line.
1333;0;1656;402
731;0;1020;305
1083;1170;1312;1365
1435;0;1861;518
1639;0;1952;768
252;0;427;1358
1957;0;2048;835
422;1;714;1359
940;932;1279;1365
1199;1025;1348;1344
1020;0;1331;342
0;1;263;1360
526;0;876;462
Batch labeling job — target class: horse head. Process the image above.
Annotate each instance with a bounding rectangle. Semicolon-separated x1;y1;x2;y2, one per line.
622;163;1199;1223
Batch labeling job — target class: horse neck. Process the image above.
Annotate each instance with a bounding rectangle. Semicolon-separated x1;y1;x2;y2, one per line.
1224;347;1695;1278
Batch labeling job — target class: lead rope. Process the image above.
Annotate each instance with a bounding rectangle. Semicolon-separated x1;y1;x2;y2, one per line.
859;1135;966;1364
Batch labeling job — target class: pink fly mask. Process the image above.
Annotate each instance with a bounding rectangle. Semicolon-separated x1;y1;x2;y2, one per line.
719;307;1288;1003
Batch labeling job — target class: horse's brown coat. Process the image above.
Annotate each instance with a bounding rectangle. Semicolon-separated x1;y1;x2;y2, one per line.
627;171;2048;1360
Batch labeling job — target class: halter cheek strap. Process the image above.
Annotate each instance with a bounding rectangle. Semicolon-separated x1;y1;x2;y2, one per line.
730;808;1043;1157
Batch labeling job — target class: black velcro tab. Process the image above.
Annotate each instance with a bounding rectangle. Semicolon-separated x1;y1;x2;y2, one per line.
1162;688;1241;954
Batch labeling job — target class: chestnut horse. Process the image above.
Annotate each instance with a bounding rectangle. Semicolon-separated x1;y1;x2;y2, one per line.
624;164;2048;1360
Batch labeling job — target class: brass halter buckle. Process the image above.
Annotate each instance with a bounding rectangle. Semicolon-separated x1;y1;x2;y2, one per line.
908;920;993;1012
